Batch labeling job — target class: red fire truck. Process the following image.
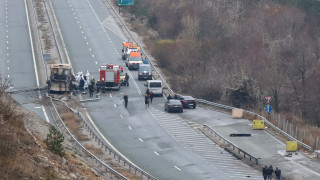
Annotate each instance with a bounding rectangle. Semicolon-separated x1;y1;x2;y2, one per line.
96;64;121;91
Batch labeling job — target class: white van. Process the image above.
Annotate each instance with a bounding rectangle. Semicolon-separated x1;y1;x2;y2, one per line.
145;80;162;96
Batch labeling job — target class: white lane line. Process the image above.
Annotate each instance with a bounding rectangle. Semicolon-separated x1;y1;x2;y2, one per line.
114;104;116;108
79;25;82;29
84;36;86;39
154;151;160;156
7;67;9;70
86;42;89;45
174;166;182;171
92;55;94;58
85;0;101;24
120;115;123;119
7;74;9;78
24;0;39;87
41;105;50;123
89;48;91;51
139;138;144;142
128;126;132;130
95;61;97;64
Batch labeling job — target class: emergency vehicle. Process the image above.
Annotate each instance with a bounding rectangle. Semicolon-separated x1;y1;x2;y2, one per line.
125;52;143;70
96;64;121;91
122;41;136;60
125;44;140;60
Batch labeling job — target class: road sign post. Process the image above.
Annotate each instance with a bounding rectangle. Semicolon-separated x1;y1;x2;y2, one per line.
264;96;273;104
118;0;134;14
264;105;272;114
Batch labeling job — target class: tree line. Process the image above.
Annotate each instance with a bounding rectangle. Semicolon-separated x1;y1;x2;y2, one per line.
119;0;320;126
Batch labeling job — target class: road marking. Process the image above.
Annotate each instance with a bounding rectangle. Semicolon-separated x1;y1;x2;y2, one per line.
95;61;97;64
154;151;160;156
109;94;112;97
139;138;144;142
85;0;101;24
86;42;89;45
128;126;132;130
7;74;9;78
84;36;86;39
92;54;94;58
79;25;82;29
120;115;123;119
24;0;39;87
7;67;9;70
77;21;79;24
34;106;41;109
114;104;116;108
174;166;181;171
89;48;91;51
41;105;50;123
75;16;77;19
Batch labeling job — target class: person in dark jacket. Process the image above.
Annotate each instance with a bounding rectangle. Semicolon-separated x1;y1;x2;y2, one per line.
167;94;173;100
173;94;178;99
89;84;94;97
79;77;85;91
262;166;268;180
125;73;129;86
146;88;150;96
123;94;128;108
267;165;274;180
145;94;150;108
149;91;154;104
275;167;281;180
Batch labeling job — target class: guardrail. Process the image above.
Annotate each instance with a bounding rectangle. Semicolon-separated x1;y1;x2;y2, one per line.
48;96;129;180
53;97;157;180
196;98;313;151
203;124;259;165
104;0;174;95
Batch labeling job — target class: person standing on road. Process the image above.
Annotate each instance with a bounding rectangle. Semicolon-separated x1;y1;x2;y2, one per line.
123;94;128;108
125;73;129;86
146;88;150;96
262;166;268;180
145;94;150;108
79;76;85;91
89;84;94;97
167;94;173;100
150;91;154;104
275;167;281;180
143;58;148;64
267;165;274;180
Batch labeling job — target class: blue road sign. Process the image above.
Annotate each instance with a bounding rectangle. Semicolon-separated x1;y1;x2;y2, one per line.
264;105;272;113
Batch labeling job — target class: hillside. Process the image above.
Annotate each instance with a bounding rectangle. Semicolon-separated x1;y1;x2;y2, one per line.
117;0;320;126
0;87;102;180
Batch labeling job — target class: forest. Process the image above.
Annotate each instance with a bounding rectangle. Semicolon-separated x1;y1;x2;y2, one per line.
118;0;320;126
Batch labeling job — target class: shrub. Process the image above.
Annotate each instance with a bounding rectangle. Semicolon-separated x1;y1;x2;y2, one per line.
45;126;65;157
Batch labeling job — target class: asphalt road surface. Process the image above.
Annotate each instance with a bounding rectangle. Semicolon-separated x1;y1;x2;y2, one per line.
51;0;262;179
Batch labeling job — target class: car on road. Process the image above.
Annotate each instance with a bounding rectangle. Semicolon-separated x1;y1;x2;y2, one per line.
138;64;152;80
176;95;196;109
165;99;183;113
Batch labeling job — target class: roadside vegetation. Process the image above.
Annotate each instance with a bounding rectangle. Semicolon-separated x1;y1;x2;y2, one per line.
116;0;320;148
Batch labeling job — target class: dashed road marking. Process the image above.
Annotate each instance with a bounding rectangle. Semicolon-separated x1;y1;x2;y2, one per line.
154;151;160;156
128;126;132;130
120;115;123;119
114;104;116;108
139;138;144;142
174;166;181;171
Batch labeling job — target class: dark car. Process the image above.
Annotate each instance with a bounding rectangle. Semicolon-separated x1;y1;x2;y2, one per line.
176;95;196;108
165;99;183;113
138;64;152;80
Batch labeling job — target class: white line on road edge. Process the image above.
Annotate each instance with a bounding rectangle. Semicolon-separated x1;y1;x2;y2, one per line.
85;0;102;24
153;151;160;156
85;111;139;167
25;0;50;123
114;104;116;108
139;138;144;143
128;126;132;130
120;115;123;119
174;166;181;171
41;105;50;123
25;0;39;87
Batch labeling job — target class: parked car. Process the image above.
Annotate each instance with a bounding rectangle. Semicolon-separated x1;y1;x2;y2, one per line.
165;99;183;113
145;80;162;96
176;95;196;108
138;64;152;80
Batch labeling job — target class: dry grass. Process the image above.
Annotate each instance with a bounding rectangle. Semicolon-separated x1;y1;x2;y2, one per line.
83;144;103;156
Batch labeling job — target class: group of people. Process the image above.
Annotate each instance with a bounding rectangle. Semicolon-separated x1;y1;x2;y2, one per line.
74;70;96;97
167;93;178;100
123;88;154;109
263;165;281;180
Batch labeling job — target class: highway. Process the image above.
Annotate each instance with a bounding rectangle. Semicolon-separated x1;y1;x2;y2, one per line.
50;0;262;179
